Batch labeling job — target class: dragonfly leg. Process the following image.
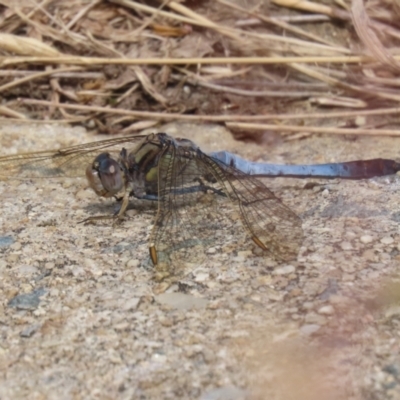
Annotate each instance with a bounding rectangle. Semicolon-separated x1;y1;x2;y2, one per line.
112;191;130;226
79;214;115;224
80;184;132;225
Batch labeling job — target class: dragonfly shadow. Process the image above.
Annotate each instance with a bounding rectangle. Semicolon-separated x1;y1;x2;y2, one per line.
301;193;388;220
82;201;120;216
320;197;387;219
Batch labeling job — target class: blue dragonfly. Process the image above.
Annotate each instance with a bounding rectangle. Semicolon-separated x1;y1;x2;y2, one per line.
0;132;398;280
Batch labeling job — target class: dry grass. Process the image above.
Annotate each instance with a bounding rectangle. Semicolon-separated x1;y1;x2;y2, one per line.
0;0;400;138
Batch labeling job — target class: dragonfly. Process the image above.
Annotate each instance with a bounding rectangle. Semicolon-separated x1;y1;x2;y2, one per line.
0;132;399;282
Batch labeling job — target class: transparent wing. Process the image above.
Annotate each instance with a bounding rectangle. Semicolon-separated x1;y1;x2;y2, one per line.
0;134;147;179
203;154;303;262
149;145;206;280
149;145;303;283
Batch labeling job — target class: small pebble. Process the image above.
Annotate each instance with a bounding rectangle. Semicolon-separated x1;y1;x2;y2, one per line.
86;119;96;128
329;295;348;305
273;265;295;275
8;288;47;310
302;302;314;310
10;241;22;251
85;259;102;277
345;231;356;239
300;324;321;335
287;288;302;298
380;236;394;245
343;273;355;281
122;297;140;311
206;247;217;254
360;235;373;244
156;293;208;310
362;249;377;261
0;260;7;271
159;317;174;327
266;289;284;302
108;350;122;364
257;275;272;286
318;305;334;315
75;189;93;200
194;272;209;282
125;209;138;217
126;259;140;268
384;305;400;319
367;271;380;280
305;313;327;325
341;264;355;273
200;385;247;400
0;236;14;248
321;189;330;197
250;294;261;303
340;241;353;251
45;262;55;270
237;250;252;258
355;116;366;126
367;180;380;190
7;254;19;263
20;324;40;338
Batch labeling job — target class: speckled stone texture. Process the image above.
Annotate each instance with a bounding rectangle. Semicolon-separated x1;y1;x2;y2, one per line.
0;122;399;399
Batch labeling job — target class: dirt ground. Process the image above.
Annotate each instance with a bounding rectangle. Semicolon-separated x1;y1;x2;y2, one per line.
0;122;399;399
1;0;400;399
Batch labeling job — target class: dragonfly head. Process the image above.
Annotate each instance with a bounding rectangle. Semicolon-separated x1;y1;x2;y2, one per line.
86;153;124;198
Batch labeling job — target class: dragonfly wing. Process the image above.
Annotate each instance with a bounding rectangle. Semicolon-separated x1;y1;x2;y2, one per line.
203;153;303;262
148;143;303;284
0;134;146;179
149;144;239;282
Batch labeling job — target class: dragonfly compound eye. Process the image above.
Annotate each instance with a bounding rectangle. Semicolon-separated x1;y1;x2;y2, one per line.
86;153;124;197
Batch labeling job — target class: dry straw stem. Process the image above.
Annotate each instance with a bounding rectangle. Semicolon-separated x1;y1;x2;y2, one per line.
97;3;400;109
110;0;243;43
0;117;90;124
167;0;347;54
112;0;350;54
1;0;400;138
0;33;60;57
0;70;103;79
272;0;350;20
309;96;367;108
7;4;90;51
0;105;27;119
20;98;400;123
292;63;400;102
0;66;83;93
351;0;400;70
0;55;376;67
225;122;400;137
173;68;321;98
217;0;339;48
176;80;317;98
276;0;400;69
83;28;168;105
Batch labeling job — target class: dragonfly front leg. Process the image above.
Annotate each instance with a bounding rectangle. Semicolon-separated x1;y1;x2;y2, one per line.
80;182;133;225
112;188;131;225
